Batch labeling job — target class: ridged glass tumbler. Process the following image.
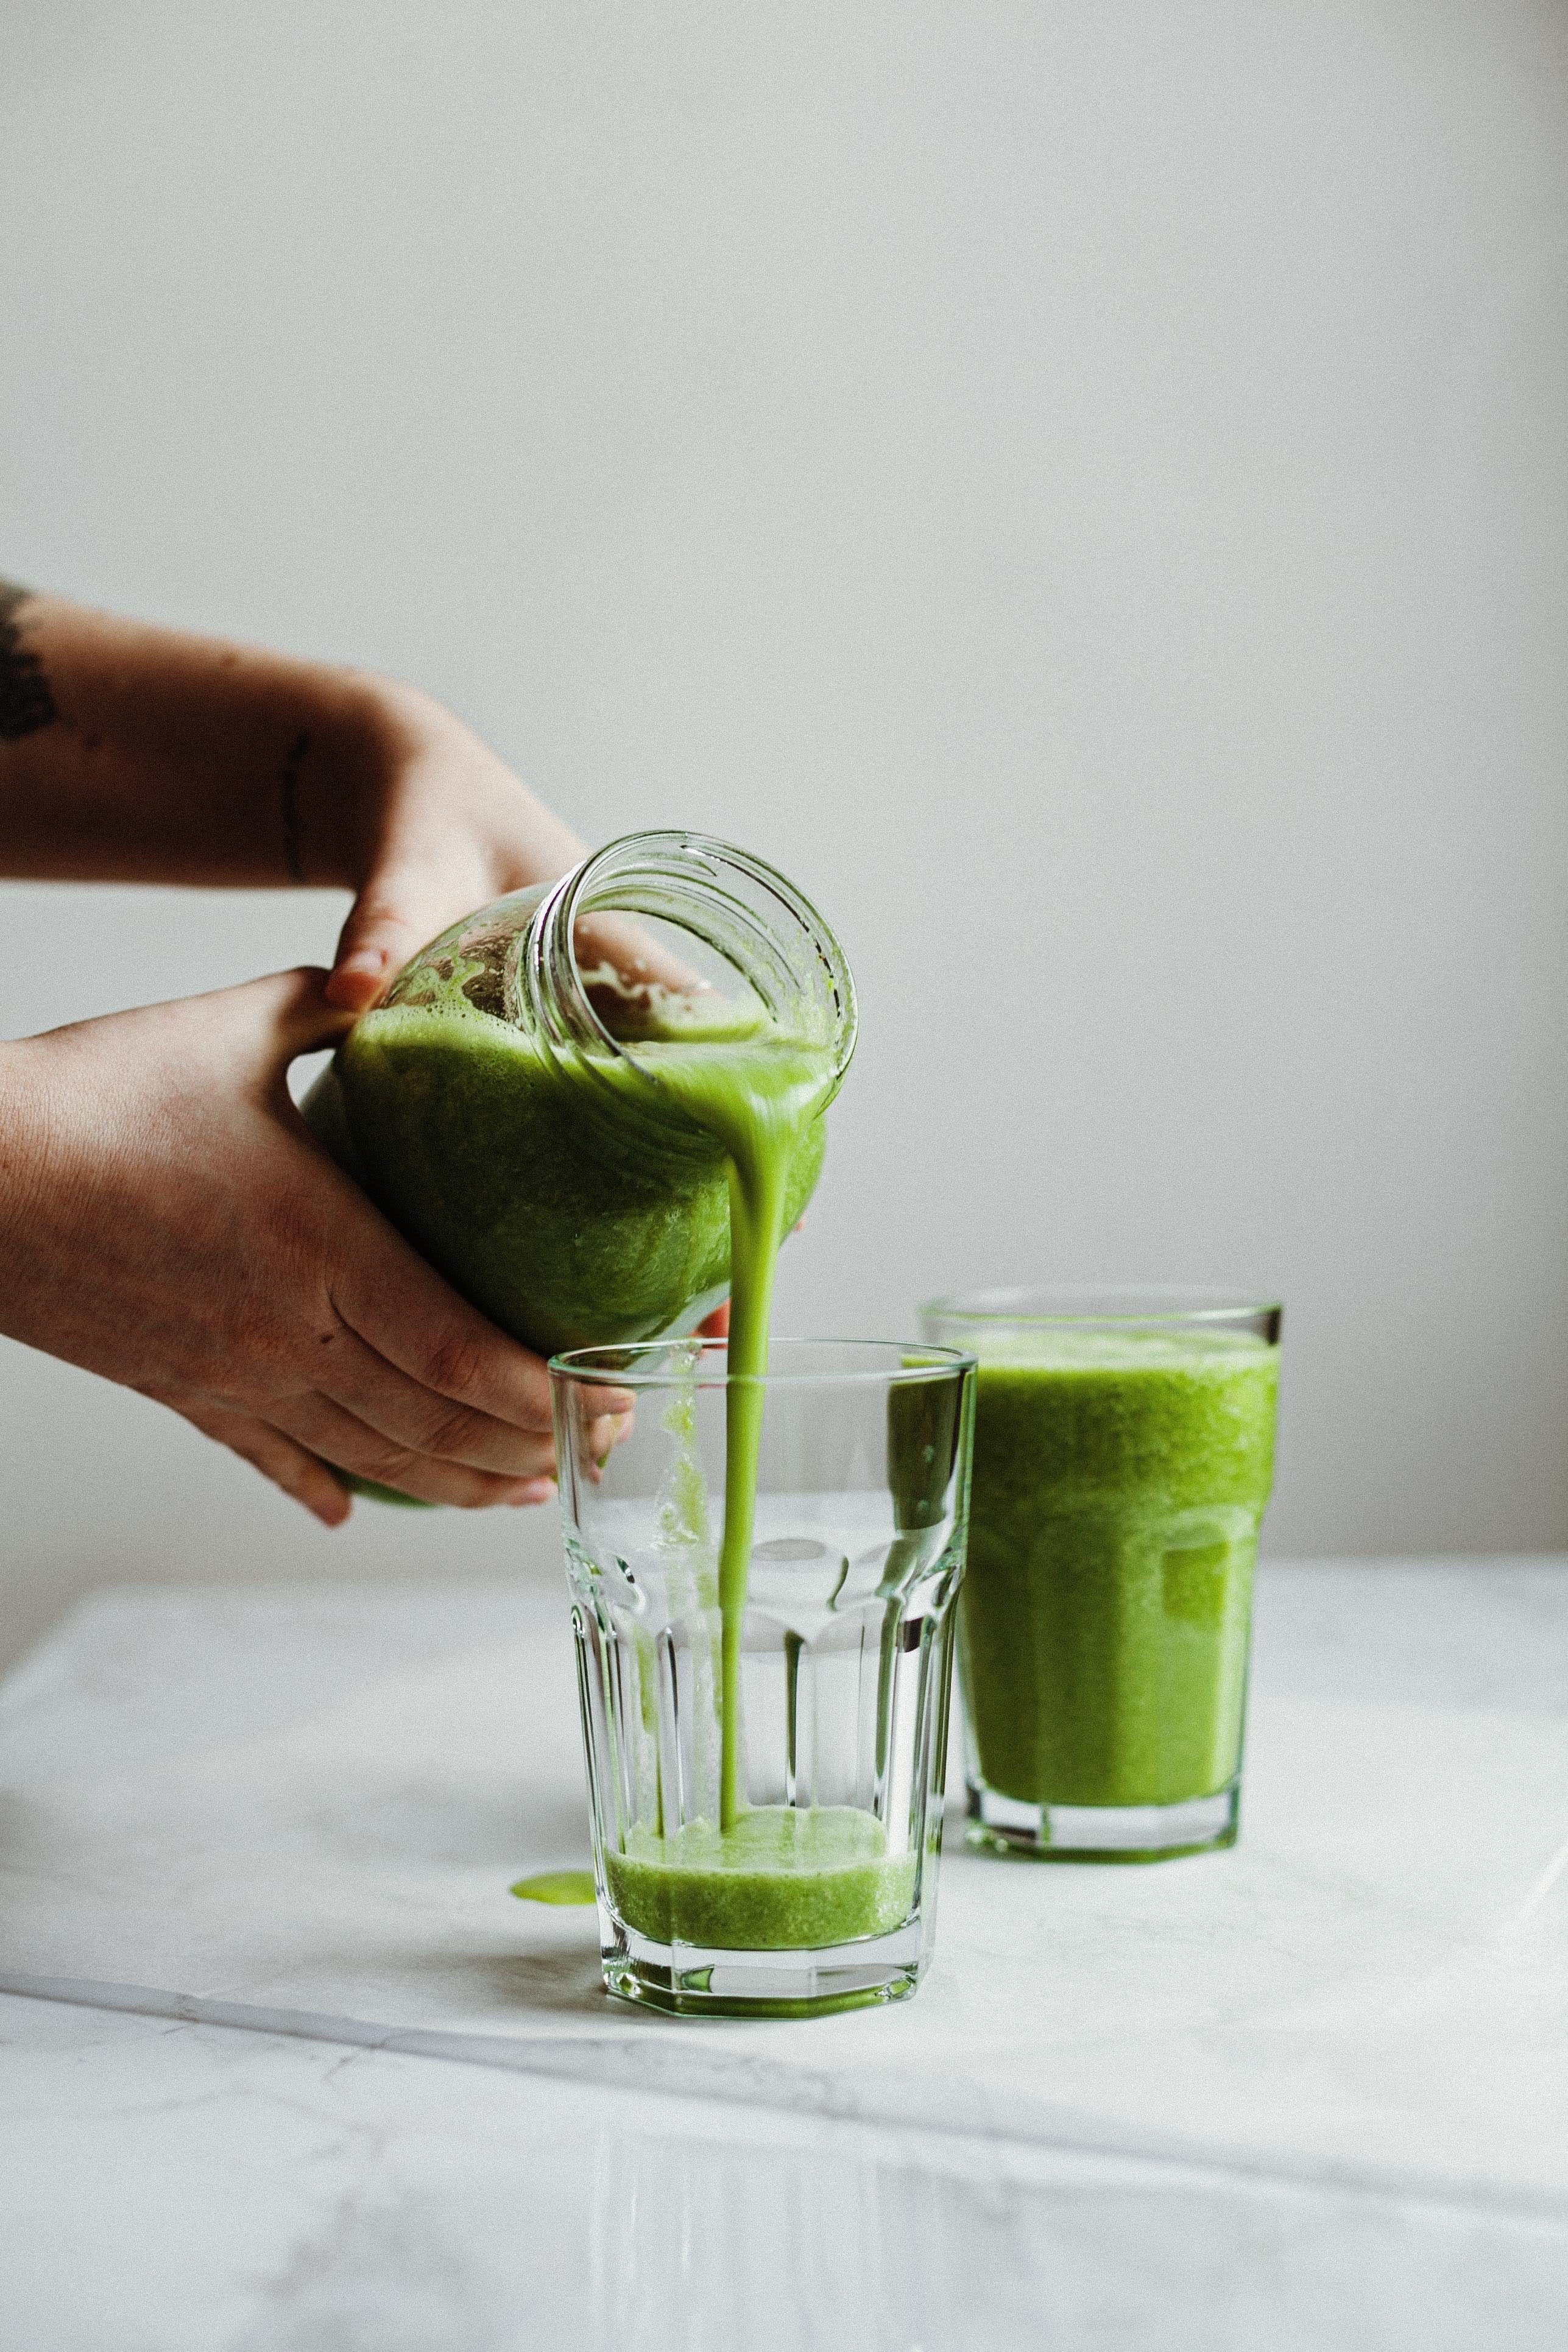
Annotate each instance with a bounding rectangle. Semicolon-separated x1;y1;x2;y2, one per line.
550;1339;975;2016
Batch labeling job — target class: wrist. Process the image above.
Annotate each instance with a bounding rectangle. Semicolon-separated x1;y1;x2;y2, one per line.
287;671;455;891
0;1038;54;1253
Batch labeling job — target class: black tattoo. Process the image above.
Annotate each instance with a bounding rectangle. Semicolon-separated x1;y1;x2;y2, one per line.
280;729;311;882
0;579;60;741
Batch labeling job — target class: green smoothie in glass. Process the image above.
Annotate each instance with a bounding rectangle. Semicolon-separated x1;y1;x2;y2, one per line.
606;1807;917;1949
921;1291;1280;1862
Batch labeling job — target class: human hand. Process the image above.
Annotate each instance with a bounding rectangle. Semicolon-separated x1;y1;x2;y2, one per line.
0;968;632;1522
325;691;586;1012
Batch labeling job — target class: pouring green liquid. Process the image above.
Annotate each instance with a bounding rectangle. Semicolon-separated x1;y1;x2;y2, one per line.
309;833;888;1949
632;1030;828;1832
326;989;894;1941
581;1025;920;1938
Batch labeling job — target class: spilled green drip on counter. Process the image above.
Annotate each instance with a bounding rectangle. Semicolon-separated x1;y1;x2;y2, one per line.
509;1870;598;1906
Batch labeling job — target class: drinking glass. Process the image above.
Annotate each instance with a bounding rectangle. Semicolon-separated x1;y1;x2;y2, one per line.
550;1338;975;2016
920;1289;1281;1862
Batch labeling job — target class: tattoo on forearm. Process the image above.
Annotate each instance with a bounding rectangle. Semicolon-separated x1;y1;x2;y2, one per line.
0;580;60;741
280;729;311;883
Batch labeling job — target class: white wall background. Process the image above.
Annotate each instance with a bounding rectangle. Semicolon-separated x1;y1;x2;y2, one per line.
1;0;1564;1669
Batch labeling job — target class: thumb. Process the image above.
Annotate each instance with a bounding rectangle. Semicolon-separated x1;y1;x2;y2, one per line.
204;967;356;1089
328;872;450;1011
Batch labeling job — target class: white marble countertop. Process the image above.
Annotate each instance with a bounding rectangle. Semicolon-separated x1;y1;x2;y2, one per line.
2;1558;1567;2348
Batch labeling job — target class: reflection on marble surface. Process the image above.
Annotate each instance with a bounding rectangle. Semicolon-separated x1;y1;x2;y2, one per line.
4;1991;1567;2352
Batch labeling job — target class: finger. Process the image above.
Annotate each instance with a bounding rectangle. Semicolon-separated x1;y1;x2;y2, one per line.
111;967;355;1087
327;869;462;1011
268;1389;557;1508
258;967;360;1061
304;1319;567;1477
697;1301;731;1340
587;1410;635;1481
329;1238;635;1436
175;1400;352;1528
181;966;358;1099
217;967;358;1062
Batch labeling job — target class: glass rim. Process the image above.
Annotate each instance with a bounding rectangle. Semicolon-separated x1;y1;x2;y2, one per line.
548;1335;977;1391
920;1284;1282;1327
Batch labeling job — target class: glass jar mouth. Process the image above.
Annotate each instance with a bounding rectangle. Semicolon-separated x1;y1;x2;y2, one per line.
519;830;857;1125
549;1336;976;1391
922;1285;1282;1330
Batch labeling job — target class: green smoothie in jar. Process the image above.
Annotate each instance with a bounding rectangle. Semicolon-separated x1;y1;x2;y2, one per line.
922;1291;1280;1862
303;835;841;1366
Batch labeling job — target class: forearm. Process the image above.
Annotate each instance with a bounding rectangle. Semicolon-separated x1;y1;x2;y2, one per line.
0;583;414;889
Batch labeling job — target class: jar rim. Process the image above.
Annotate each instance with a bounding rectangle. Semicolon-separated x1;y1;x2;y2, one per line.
519;828;857;1137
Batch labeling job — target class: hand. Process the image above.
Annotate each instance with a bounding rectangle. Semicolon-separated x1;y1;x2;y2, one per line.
325;691;587;1012
0;969;632;1523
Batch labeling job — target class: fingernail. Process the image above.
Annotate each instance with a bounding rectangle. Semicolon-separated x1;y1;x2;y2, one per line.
510;1477;557;1506
586;1411;634;1460
598;1389;637;1418
339;948;387;976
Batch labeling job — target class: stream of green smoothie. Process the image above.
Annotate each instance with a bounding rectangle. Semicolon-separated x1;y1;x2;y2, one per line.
633;1033;830;1834
962;1330;1278;1810
581;1028;903;1935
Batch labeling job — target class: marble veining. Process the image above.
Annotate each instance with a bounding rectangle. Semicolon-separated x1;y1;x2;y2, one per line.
4;1991;1568;2352
2;1562;1568;2346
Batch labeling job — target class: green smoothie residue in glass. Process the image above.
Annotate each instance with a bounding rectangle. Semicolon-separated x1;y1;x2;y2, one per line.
606;1806;917;1949
961;1330;1278;1810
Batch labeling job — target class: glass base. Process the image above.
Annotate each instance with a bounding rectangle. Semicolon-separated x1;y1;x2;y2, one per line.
602;1919;928;2019
966;1778;1240;1863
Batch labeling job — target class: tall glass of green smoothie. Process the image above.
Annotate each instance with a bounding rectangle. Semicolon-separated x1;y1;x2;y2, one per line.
551;1338;975;2017
920;1289;1281;1862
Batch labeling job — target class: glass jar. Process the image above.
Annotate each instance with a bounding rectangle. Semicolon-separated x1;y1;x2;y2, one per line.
302;831;856;1358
